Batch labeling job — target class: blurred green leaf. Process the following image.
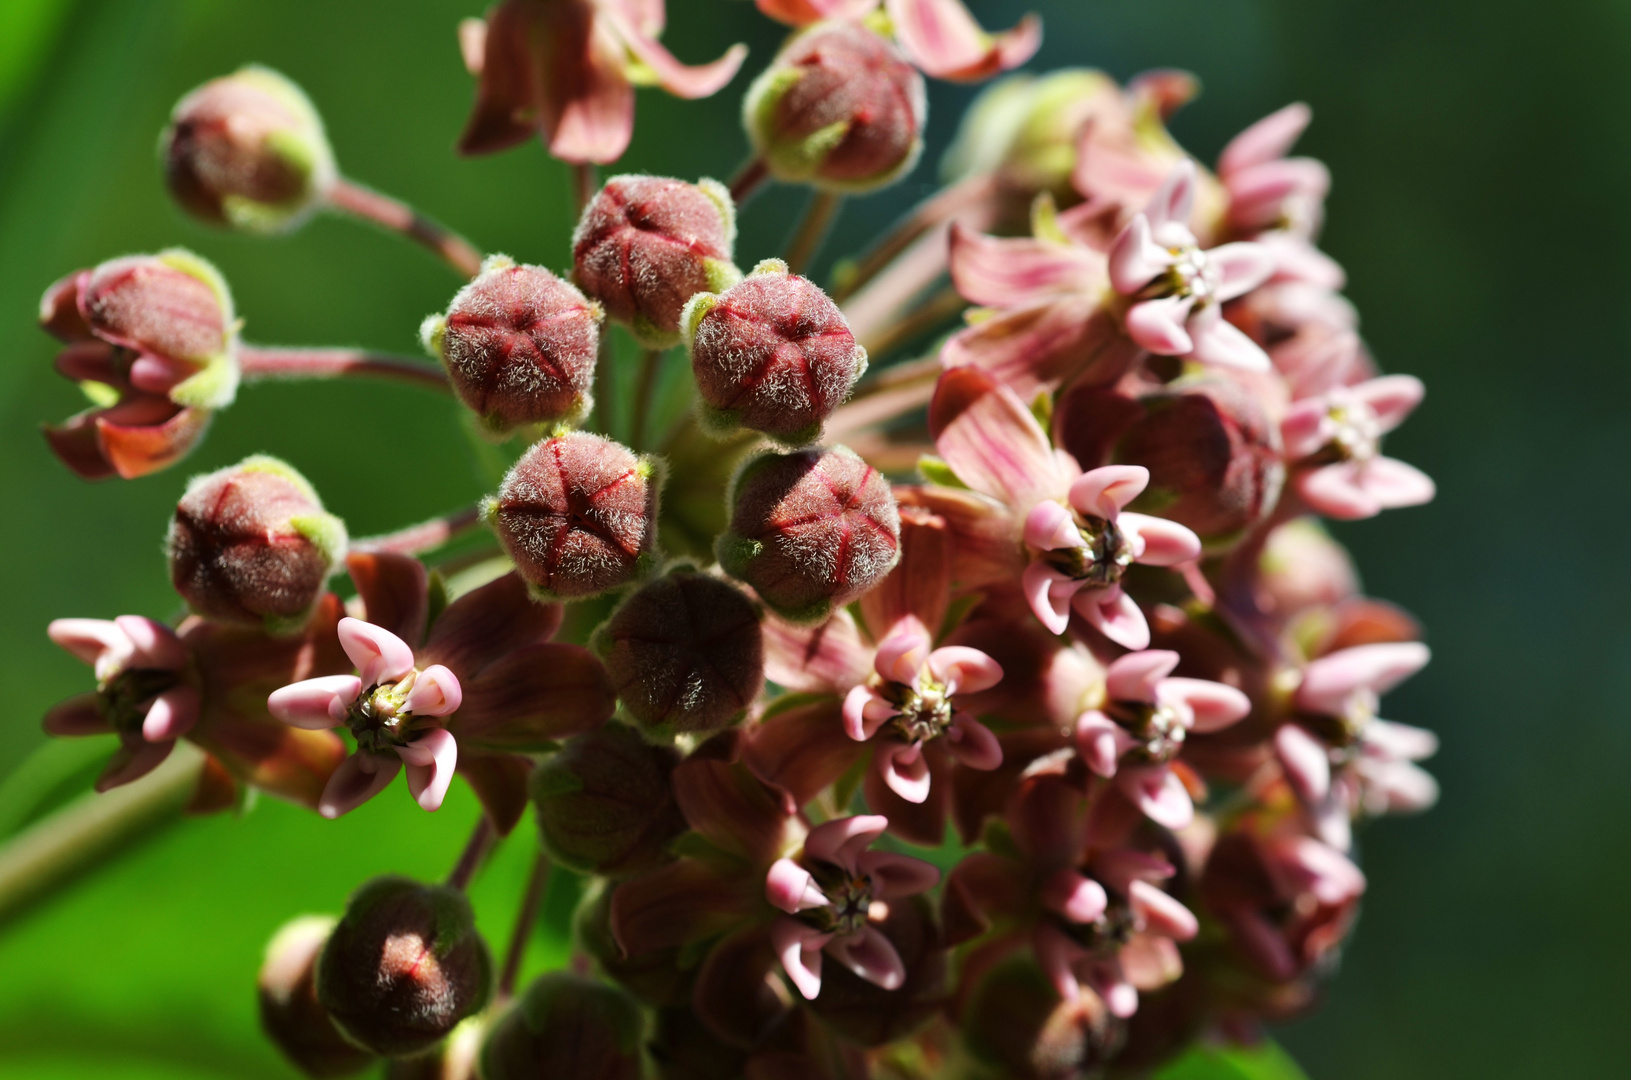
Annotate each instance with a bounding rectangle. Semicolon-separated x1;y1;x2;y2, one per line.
0;0;71;121
1155;1041;1312;1080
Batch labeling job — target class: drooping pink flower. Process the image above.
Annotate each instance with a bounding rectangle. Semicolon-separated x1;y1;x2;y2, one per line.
926;367;1202;649
754;0;1040;83
1073;649;1250;829
457;0;747;165
1281;375;1434;520
765;815;940;999
1107;162;1275;371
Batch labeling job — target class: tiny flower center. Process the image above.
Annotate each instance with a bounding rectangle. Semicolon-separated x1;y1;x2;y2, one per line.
1322;398;1382;462
347;671;424;752
883;676;954;744
1165;245;1218;305
805;860;876;936
1111;700;1188;764
1045;514;1134;588
1063;894;1137;953
99;668;184;736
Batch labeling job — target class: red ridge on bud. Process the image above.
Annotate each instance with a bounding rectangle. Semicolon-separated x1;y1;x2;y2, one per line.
258;916;376;1078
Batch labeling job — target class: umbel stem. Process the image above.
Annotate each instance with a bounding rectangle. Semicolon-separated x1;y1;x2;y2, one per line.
784;191;844;276
497;852;552;1002
446;815;496;892
351;505;486;557
324;177;485;278
238;346;451;393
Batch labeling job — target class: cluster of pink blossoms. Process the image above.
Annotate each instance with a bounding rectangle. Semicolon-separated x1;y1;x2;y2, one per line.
34;2;1437;1077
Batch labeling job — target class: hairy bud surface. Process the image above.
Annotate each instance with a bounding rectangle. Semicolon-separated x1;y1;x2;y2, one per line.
258;915;376;1078
530;722;687;877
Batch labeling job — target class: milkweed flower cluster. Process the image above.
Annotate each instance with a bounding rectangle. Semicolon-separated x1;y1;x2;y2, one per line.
33;3;1438;1076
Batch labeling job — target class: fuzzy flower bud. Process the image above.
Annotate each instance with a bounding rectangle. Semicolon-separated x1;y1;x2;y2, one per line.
258;915;376;1078
592;567;764;734
684;259;867;446
530;722;687;877
421;256;601;433
161;65;336;234
486;432;661;599
317;876;492;1057
572;175;741;348
479;972;645;1080
168;456;346;631
718;445;900;623
744;21;927;193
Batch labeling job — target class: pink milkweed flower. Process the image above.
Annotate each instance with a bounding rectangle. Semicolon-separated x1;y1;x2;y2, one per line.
1217;103;1330;241
1275;641;1437;851
1281;375;1434;520
457;0;748;165
1108;161;1275;371
765;815;941;999
1073;649;1250;829
754;0;1040;83
842;616;1004;804
927;367;1202;650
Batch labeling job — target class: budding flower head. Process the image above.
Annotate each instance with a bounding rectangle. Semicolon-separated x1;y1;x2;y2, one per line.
684;259;867;446
168;456;346;631
479;972;645;1080
591;566;764;735
258;915;376;1078
572;175;741;349
421;256;601;434
485;431;661;600
317;876;492;1057
717;445;900;624
530;722;687;877
161;65;336;234
744;21;927;193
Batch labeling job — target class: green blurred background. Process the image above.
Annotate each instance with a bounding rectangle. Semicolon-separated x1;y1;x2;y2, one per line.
0;0;1619;1076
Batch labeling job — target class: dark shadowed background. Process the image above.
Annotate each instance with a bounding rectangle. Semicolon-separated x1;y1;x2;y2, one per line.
0;1;1619;1077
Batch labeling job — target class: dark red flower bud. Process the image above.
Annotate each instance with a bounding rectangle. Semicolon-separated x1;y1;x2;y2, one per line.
744;22;927;192
167;456;346;630
257;916;376;1078
592;568;764;734
317;876;492;1057
959;955;1119;1080
161;66;336;234
479;972;645;1080
577;885;689;1007
422;256;602;433
530;722;687;877
486;432;661;599
716;445;900;623
684;260;867;446
572;175;740;348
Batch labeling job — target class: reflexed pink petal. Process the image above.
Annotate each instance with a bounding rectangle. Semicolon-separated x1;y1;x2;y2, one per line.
1208;242;1275;302
875;619;933;684
1042;868;1109;925
141;685;199;743
1128;879;1198;940
1353;375;1425;433
1266;835;1366;904
945;714;1002;770
856;849;941;898
804;814;888;873
1091;849;1174;894
927;646;1003;694
770;916;830;1000
127;353;195;395
1275;723;1332;801
1120;513;1201;567
113;615;187;670
1068;465;1149;520
1365;719;1439;762
1358;456;1436;510
1105;650;1179;703
1258;231;1346;290
1124;295;1196;356
1313;794;1354;852
1108;215;1175;296
1280;398;1332;458
878;741;933;803
1226;158;1330;232
885;0;1039;82
1297;642;1430;716
1162;677;1251;731
1144;160;1197;237
458;16;486;74
843;685;892;741
318;751;401;819
1022;559;1075;635
601;6;747;98
762;609;873;693
950;224;1104;308
1118;765;1192;829
1219;103;1313;177
396;727;458;812
767;857;829;913
1186;305;1272;371
48;618;128;668
929;367;1069;508
336;618;416;687
940;295;1133;403
1075;588;1150;651
268;675;362;730
1074;711;1134;777
96;737;173;792
1091;965;1139;1018
1297;462;1380;519
1362;759;1439;813
43;694;113;737
548;15;637;165
824;924;904;990
405;664;462;717
1022;499;1080;553
1120;933;1183;990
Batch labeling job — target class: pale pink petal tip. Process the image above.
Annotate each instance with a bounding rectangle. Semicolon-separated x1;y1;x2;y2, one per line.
48;618;127;667
405;664;462;717
1069;465;1149;519
767;858;826;914
874;621;932;685
1024;499;1080;553
1078;590;1150;651
771;917;828;1000
1220;102;1313;176
336;617;416;687
1022;561;1074;636
804;814;888;870
1128;879;1199;940
1042;868;1109;924
1106;650;1180;703
112;615;187;669
927;646;1003;694
1275;724;1332;801
268;675;362;730
318;751;401;819
141;685;200;743
1120;767;1193;829
1297;642;1430;715
826;925;905;990
878;742;933;803
1120;513;1202;567
398;728;458;812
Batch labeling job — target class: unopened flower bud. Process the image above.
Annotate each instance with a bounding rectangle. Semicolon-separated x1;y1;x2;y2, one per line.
683;259;867;446
530;722;687;876
744;22;927;193
572;175;740;348
592;567;763;735
258;915;376;1078
717;446;900;623
161;65;336;234
479;972;644;1080
486;432;661;599
317;876;492;1057
167;455;347;630
421;256;601;433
